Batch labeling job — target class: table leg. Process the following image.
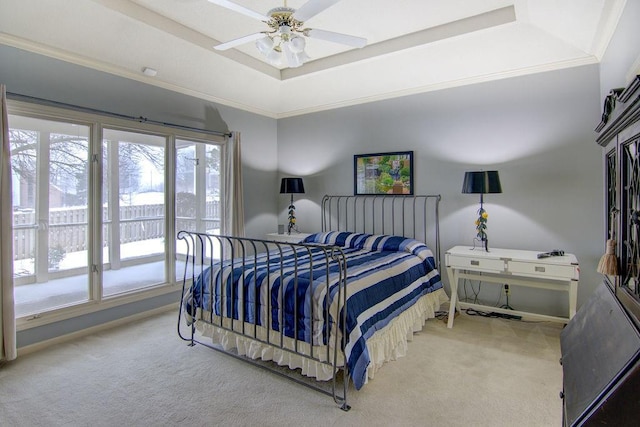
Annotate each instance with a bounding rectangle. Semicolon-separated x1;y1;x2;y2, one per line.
568;279;578;319
446;267;458;328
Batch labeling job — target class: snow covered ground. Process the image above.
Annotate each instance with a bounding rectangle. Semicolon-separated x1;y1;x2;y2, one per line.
13;234;220;318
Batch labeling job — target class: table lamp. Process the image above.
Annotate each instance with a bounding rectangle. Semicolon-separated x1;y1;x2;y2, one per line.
280;177;305;234
462;171;502;251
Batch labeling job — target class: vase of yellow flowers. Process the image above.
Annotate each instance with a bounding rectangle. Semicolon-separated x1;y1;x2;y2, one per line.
475;207;489;251
287;202;297;234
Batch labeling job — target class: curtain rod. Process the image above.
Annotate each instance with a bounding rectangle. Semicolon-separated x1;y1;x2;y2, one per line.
7;92;232;138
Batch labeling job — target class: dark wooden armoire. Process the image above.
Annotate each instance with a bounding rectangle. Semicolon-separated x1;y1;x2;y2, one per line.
559;75;640;426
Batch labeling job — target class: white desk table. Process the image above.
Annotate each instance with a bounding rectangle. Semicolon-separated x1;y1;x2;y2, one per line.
265;232;312;243
445;246;579;328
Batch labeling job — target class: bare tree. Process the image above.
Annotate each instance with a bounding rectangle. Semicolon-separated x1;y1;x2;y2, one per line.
10;129;164;207
10;129;88;207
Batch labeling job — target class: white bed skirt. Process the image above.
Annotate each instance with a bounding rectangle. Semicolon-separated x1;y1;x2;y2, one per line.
195;288;448;386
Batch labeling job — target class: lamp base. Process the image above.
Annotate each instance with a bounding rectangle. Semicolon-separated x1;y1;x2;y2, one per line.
471;237;490;252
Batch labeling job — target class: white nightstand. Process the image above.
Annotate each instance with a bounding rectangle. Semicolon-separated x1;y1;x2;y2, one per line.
445;246;579;328
265;232;312;243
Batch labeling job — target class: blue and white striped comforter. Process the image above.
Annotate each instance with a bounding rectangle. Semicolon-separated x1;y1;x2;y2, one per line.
185;231;443;389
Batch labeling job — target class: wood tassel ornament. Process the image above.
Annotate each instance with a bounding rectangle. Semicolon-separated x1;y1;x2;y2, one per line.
597;239;618;276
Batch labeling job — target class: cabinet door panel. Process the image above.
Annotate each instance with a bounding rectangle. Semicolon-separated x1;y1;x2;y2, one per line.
561;283;640;426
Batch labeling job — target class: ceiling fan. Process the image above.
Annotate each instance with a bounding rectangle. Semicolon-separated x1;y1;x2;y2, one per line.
208;0;367;68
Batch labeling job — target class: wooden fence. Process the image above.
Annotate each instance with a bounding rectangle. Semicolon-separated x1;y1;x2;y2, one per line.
12;201;220;261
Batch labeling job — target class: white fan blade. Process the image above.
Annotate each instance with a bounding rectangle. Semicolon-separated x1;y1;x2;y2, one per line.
214;33;266;50
207;0;269;21
293;0;341;22
305;28;367;48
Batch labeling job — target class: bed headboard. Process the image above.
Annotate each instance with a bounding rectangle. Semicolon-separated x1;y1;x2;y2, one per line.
320;194;442;270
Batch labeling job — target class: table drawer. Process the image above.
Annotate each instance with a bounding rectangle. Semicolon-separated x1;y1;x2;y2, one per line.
507;260;578;280
447;254;505;272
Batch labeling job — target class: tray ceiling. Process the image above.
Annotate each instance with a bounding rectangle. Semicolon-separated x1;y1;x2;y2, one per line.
0;0;625;118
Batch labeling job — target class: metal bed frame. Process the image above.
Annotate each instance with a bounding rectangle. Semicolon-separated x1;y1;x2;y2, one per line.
321;195;442;270
177;194;442;411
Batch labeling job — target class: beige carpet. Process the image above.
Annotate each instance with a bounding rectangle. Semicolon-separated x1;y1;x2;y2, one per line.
0;309;563;426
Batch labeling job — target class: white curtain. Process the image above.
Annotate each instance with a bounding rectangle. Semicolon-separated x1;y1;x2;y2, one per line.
0;84;16;362
222;131;245;237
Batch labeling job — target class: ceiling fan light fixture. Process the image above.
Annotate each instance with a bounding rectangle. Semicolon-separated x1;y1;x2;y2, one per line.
297;51;311;62
255;36;274;54
211;0;367;69
282;42;299;68
266;48;282;65
289;35;306;53
284;42;307;68
279;24;292;35
288;57;303;68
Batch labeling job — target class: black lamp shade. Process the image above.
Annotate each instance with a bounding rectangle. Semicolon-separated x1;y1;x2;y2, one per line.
280;177;305;194
462;171;502;194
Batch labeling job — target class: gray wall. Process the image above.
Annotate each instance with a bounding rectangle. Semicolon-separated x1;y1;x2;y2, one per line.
217;105;279;237
598;0;640;101
3;0;639;344
0;45;280;241
0;45;279;347
278;65;603;317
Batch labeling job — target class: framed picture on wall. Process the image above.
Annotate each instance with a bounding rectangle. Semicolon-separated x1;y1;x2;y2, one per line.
354;151;414;195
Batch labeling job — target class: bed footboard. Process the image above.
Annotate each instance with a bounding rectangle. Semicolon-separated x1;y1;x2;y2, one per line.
176;231;351;411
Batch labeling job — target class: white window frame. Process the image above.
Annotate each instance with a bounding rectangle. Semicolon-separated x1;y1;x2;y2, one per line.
8;100;226;330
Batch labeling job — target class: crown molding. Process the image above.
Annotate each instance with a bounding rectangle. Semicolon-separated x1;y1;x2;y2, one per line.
91;1;516;82
0;33;279;119
275;56;600;119
0;34;600;120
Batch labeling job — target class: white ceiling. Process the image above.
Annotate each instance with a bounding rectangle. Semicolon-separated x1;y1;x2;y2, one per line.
0;0;626;118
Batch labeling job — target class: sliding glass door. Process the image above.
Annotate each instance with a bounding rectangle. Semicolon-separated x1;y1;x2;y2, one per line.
175;139;221;279
102;128;167;296
9;115;90;317
8;104;226;321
